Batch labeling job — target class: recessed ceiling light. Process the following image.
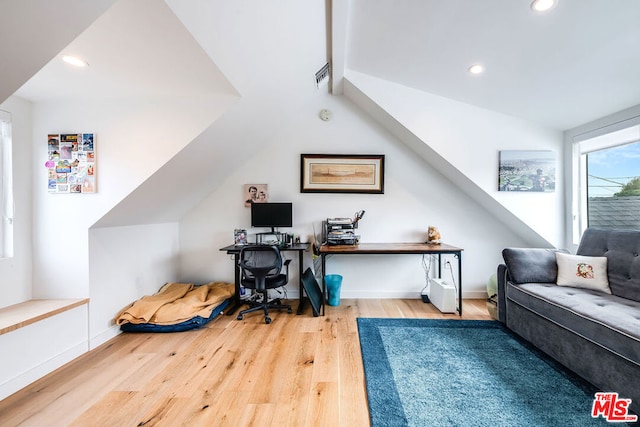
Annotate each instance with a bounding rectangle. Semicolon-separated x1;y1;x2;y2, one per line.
61;55;89;68
530;0;557;12
468;64;484;75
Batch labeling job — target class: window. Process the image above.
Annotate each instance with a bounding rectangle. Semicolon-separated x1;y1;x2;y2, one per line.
574;125;640;238
0;110;13;258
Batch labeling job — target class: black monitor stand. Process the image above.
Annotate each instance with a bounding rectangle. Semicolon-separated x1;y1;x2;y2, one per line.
256;230;291;246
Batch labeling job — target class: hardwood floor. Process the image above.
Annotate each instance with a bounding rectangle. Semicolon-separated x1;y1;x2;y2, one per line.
0;299;493;426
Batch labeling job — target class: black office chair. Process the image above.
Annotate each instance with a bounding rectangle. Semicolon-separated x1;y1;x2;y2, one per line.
237;245;293;324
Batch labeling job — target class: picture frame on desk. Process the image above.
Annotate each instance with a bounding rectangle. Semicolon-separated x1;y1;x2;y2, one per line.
300;154;385;194
234;229;248;245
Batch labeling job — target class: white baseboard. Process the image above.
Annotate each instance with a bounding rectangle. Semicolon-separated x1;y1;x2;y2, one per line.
274;287;489;300
338;290;488;299
0;341;88;401
461;290;489;299
90;324;121;350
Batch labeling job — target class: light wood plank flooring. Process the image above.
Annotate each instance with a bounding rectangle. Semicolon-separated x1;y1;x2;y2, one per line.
0;299;493;427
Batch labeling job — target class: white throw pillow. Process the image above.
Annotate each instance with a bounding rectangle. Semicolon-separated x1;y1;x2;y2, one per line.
556;253;611;294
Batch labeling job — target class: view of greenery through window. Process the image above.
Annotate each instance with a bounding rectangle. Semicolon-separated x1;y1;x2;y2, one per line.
587;140;640;229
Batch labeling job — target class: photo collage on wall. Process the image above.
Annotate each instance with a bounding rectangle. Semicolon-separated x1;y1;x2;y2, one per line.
47;133;96;193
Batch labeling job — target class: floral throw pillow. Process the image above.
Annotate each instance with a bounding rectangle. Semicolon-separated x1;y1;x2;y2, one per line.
555;252;611;294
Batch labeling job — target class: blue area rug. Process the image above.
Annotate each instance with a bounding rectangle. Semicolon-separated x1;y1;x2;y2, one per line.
357;319;625;427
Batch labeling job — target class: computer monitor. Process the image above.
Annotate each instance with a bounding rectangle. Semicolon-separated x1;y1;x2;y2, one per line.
251;202;293;233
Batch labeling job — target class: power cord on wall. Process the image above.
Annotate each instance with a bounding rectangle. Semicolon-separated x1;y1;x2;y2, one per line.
421;254;438;302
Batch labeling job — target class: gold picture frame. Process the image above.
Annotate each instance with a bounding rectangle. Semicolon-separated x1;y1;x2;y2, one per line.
300;154;385;193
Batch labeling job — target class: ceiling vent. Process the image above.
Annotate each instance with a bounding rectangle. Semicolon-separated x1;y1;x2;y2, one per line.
315;63;331;89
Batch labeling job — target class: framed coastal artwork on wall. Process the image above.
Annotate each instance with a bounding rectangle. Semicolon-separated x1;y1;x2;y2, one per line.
300;154;385;194
46;133;96;193
498;150;555;192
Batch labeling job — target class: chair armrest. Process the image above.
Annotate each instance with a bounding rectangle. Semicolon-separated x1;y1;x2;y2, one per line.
283;258;292;278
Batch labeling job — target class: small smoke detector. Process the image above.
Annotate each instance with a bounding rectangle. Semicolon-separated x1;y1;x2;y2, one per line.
319;109;332;121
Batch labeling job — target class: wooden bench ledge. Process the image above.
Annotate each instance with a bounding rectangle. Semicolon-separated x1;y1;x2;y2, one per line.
0;298;89;336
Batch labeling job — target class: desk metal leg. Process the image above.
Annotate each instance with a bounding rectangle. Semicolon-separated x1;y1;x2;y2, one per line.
296;250;306;315
456;252;462;316
321;254;326;316
226;253;246;316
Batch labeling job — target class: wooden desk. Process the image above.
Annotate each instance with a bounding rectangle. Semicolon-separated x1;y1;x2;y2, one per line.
319;242;463;316
220;243;310;316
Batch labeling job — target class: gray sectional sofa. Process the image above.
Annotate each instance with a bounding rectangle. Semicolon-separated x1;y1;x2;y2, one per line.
498;228;640;415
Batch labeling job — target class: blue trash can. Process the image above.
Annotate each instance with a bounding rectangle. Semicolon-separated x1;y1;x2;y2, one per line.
325;274;343;306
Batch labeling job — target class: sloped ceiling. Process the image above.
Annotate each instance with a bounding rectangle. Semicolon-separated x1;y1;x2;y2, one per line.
10;0;242;228
345;0;640;130
0;0;116;104
12;1;640;131
13;0;236;103
6;0;640;230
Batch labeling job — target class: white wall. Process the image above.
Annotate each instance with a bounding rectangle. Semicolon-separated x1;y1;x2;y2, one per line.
345;71;565;247
0;96;33;308
0;304;88;400
0;0;115;104
88;223;180;348
28;97;221;345
30;97;221;299
179;93;531;299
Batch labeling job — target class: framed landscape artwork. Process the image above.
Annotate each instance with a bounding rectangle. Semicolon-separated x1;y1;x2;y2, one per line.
498;150;556;192
300;154;385;193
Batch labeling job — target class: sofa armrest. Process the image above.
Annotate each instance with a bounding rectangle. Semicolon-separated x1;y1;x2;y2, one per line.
501;248;569;284
497;264;509;323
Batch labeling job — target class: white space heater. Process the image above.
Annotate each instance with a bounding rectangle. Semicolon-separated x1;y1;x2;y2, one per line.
429;278;457;313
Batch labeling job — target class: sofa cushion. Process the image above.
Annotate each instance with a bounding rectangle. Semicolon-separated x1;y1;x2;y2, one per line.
506;282;640;365
556;253;611;294
577;228;640;302
502;248;568;284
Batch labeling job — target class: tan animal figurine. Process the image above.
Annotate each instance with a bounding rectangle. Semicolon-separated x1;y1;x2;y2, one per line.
427;226;441;244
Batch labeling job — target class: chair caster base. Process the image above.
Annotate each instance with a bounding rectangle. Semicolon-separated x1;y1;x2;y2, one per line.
265;316;272;324
236;314;243;320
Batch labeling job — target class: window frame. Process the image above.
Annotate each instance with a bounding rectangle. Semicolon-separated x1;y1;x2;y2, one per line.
0;109;13;258
571;122;640;244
